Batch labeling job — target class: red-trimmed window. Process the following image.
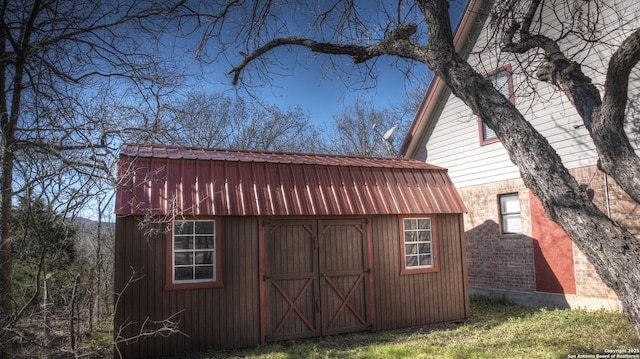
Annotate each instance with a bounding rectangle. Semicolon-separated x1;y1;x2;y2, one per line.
165;219;223;290
478;65;514;146
400;216;439;274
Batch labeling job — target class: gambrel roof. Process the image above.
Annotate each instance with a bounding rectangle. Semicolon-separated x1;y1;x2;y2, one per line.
116;144;467;217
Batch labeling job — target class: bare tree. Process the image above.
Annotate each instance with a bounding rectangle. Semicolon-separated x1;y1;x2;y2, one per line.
329;98;405;157
0;0;196;356
165;92;237;148
196;0;640;336
166;92;325;153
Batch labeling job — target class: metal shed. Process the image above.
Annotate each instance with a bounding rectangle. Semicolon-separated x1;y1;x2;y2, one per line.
114;144;469;358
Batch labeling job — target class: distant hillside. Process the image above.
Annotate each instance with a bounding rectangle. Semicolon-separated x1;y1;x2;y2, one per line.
73;217;115;247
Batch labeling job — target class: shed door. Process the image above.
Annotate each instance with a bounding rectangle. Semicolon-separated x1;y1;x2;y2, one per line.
318;220;372;336
263;220;320;342
262;219;371;342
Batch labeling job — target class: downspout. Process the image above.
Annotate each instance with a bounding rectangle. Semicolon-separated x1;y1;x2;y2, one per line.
604;173;611;218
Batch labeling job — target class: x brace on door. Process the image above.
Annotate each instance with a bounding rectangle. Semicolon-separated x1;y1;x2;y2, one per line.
323;274;367;329
270;278;315;335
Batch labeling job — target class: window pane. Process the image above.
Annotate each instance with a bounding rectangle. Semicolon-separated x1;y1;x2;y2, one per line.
419;255;432;266
483;121;497;141
195;251;214;264
405;256;418;268
175;221;193;235
417;231;431;243
196;236;215;249
405;244;417;255
502;214;522;234
500;194;520;214
195;221;215;234
418;243;431;255
490;70;509;97
174;236;193;250
404;219;416;230
417;219;431;230
405;231;417;242
174;267;193;281
174;252;193;265
195;266;214;280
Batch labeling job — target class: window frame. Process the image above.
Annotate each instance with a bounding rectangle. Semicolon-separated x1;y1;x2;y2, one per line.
165;217;224;290
478;64;515;146
399;216;439;275
499;193;522;235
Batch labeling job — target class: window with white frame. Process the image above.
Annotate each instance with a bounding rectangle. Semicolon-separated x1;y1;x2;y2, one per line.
172;220;217;282
500;193;522;234
403;217;434;269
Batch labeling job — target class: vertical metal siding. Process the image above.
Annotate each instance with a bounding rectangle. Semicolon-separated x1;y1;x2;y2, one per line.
114;216;262;357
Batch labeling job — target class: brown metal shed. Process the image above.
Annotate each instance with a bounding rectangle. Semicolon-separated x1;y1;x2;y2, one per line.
114;144;469;358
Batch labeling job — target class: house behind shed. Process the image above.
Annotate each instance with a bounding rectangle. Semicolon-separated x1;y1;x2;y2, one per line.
114;144;469;358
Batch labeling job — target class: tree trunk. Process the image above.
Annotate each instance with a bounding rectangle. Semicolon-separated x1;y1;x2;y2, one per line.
419;0;640;335
0;149;14;359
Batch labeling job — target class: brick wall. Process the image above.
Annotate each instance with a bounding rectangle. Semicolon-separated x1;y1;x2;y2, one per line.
570;166;638;300
459;165;635;300
573;244;618;299
459;178;536;292
572;166;640;235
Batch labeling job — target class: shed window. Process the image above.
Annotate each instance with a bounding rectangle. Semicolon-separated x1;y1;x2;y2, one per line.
166;219;223;290
479;66;513;145
500;193;522;234
400;217;439;274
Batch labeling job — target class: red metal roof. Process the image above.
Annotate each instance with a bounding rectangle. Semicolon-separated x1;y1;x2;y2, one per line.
116;144;467;216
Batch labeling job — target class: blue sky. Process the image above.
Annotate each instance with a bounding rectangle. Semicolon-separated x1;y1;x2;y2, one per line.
190;2;467;130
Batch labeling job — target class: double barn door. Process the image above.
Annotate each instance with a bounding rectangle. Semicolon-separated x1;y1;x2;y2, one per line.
262;219;372;342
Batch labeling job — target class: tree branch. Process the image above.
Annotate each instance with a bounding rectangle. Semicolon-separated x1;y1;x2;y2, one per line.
593;28;640;203
229;23;418;85
503;7;640;203
503;21;602;129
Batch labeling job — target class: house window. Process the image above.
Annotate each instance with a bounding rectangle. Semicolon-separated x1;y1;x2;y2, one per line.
481;121;498;142
500;193;522;234
400;217;438;274
166;219;223;290
479;66;513;145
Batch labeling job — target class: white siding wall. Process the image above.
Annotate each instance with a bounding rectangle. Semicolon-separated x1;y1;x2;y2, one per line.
418;0;640;189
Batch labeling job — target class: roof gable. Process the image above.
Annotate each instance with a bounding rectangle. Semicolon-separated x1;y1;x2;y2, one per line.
401;0;488;158
116;144;467;216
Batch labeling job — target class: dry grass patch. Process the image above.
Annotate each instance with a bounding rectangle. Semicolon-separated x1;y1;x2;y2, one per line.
182;296;639;359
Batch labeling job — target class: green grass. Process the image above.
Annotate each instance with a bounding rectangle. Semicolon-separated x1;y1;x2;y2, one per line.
196;296;639;359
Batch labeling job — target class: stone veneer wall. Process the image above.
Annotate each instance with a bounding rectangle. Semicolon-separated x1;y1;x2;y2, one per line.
459;165;636;302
